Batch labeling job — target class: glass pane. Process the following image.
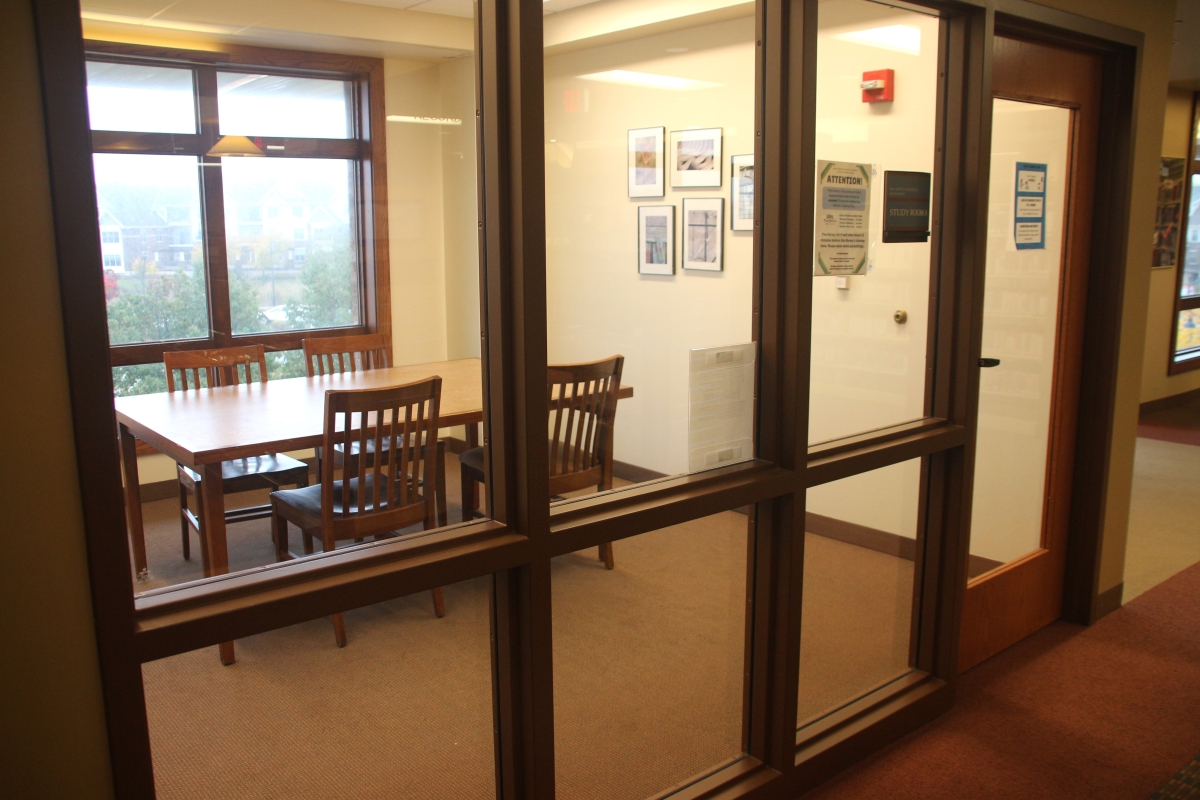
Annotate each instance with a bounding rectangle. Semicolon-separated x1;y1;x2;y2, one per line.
1181;174;1200;298
142;577;495;799
1176;308;1200;357
218;73;352;139
93;153;208;345
969;100;1071;571
809;0;942;445
553;509;749;798
799;458;920;727
86;61;196;134
543;0;757;493
222;158;360;334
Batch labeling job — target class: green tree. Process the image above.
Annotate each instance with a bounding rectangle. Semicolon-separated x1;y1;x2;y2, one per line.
284;245;359;330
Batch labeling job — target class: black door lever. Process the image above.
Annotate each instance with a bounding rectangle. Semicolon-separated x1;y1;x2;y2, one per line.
978;357;1001;368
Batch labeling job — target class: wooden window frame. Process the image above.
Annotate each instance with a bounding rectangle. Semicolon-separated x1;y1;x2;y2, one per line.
30;0;1139;797
84;39;392;370
1168;91;1200;374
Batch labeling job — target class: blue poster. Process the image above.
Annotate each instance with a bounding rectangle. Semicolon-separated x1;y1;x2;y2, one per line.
1014;162;1047;250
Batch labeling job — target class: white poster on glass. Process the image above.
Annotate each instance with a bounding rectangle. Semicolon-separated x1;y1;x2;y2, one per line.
814;160;872;276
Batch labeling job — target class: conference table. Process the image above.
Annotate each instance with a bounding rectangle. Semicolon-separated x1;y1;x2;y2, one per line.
115;357;634;625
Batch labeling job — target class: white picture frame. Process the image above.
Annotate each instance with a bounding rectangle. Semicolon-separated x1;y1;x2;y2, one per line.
730;154;754;231
682;197;724;271
670;127;722;188
628;127;665;198
638;205;675;275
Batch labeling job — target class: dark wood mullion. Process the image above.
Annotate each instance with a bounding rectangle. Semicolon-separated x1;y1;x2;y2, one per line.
478;0;554;798
29;0;157;795
193;66;232;347
92;133;362;159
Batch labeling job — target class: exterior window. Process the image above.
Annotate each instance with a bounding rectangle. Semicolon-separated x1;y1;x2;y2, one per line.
86;44;385;394
1172;93;1200;370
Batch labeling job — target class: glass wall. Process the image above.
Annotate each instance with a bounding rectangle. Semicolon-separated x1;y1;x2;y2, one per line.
799;458;920;728
809;0;941;445
543;0;757;491
142;577;495;799
553;509;750;798
88;0;484;592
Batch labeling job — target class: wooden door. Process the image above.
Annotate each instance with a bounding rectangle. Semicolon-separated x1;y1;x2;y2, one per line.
958;36;1102;673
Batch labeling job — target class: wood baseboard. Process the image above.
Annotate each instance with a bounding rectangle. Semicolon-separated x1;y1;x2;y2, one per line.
1140;387;1200;417
1092;582;1124;623
612;460;669;484
804;512;1002;577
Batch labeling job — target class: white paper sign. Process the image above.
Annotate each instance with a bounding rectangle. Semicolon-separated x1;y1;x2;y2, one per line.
688;343;756;473
1016;196;1044;218
815;160;871;276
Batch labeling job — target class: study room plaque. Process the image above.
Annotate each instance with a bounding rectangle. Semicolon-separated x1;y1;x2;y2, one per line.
882;170;931;243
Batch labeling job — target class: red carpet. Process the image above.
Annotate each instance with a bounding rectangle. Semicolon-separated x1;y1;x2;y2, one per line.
806;561;1200;799
1138;422;1200;447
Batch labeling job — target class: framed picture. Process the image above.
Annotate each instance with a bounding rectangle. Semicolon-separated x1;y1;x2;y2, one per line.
638;205;675;275
682;197;724;271
670;127;722;188
730;154;754;230
628;127;665;198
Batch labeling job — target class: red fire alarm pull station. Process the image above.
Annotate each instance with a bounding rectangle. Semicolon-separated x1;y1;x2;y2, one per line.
861;69;894;103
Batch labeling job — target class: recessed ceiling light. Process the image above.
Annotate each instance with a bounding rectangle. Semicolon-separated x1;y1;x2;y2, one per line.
833;24;921;56
577;70;720;91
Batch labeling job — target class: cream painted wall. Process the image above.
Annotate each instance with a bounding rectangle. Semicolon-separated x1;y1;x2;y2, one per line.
1141;86;1200;403
0;2;115;796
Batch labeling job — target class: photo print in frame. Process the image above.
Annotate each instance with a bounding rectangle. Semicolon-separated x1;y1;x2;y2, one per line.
638;205;675;275
628;127;665;198
682;197;723;271
671;127;722;188
731;154;754;230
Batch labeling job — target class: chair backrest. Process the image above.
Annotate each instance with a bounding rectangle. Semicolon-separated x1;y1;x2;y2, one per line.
302;334;390;377
547;355;624;494
164;345;267;392
320;377;442;541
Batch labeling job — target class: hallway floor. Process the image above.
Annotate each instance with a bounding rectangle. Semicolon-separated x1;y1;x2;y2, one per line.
806;559;1200;800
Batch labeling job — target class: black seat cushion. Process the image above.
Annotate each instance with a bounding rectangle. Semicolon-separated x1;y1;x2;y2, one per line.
273;473;419;522
182;453;308;484
459;446;485;475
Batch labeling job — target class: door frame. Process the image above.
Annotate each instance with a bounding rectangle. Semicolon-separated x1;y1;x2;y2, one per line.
28;0;1140;798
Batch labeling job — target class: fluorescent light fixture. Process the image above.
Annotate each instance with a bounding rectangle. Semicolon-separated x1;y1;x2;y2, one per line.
387;115;463;126
577;70;720;91
833;24;921;56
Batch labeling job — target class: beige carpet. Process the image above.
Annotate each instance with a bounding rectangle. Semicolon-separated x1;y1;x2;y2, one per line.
1124;436;1200;602
136;459;912;799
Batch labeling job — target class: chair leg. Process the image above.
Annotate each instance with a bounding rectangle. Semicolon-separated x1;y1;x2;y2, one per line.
179;482;191;560
435;441;447;528
431;587;446;618
332;612;347;648
460;463;477;522
600;542;615;570
271;507;288;562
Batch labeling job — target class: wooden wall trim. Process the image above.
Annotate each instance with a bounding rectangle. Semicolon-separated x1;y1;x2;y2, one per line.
30;0;156;795
1139;386;1200;417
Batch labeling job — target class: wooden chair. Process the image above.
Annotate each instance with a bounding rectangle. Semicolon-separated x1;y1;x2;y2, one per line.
302;333;391;377
301;334;448;528
460;355;624;569
270;377;447;647
164;345;310;570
